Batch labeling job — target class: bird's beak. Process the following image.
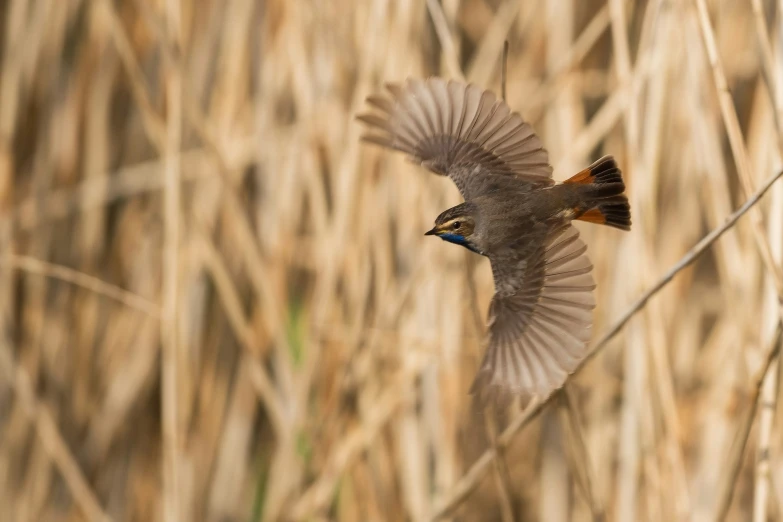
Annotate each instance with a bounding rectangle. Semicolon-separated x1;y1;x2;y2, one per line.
424;227;437;236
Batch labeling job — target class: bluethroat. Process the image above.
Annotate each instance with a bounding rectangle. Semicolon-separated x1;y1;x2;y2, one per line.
357;78;631;404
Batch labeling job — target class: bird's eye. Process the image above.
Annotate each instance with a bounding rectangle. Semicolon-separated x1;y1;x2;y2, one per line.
452;221;461;229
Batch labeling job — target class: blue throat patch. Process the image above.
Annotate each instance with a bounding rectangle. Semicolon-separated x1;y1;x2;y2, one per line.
439;233;467;245
438;233;482;255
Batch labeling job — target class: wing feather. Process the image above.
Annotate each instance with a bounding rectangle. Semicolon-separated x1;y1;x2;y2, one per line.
471;226;595;404
357;77;553;199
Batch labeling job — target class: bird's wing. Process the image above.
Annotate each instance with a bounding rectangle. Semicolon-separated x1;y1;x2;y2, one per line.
472;225;595;405
357;77;553;200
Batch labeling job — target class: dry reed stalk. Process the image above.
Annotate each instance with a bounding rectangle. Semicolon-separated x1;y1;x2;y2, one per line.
713;324;782;522
750;7;783;522
523;4;610;123
751;0;783;147
608;1;645;520
196;234;286;436
425;0;463;81
620;3;693;518
560;386;605;521
0;255;159;317
464;0;521;88
0;341;111;522
161;0;183;520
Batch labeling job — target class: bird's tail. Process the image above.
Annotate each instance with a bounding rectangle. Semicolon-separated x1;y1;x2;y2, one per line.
563;155;631;231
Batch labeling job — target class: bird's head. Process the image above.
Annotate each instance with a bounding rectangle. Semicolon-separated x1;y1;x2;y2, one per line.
424;204;484;255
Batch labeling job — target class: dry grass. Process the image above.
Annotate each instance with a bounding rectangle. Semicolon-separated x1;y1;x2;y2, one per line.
1;0;783;521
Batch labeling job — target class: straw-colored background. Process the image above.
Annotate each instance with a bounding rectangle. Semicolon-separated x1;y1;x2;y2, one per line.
1;0;783;521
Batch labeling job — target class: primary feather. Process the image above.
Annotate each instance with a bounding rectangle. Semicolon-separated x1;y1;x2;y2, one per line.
473;225;595;404
357;77;553;200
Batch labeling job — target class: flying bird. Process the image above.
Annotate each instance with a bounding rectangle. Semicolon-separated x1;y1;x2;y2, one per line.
357;77;631;404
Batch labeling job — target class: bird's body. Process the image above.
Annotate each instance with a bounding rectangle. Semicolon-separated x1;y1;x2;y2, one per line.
433;173;625;256
358;77;630;404
442;184;569;250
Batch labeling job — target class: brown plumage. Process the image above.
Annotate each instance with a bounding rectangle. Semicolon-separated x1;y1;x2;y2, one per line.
357;77;631;404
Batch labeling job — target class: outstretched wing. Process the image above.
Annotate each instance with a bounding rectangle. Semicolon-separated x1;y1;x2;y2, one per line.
471;225;595;404
357;77;553;200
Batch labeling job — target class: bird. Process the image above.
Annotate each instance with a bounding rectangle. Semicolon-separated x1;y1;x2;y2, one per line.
356;77;630;405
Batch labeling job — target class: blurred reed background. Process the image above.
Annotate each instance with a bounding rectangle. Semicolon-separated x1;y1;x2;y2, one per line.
1;0;783;521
